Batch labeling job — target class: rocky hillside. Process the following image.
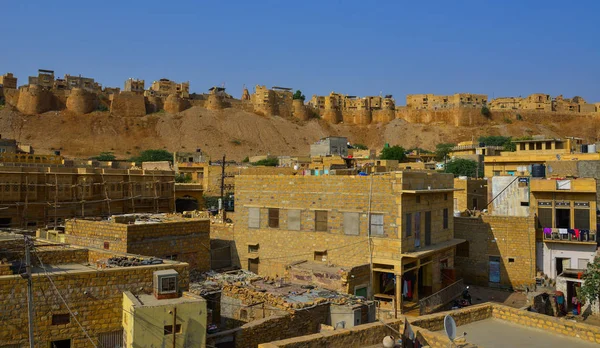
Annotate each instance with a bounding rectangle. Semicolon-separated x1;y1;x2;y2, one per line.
0;105;598;161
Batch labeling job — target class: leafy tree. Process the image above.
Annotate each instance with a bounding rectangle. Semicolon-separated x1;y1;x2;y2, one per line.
407;147;433;154
175;173;193;183
481;106;491;117
133;149;173;163
478;136;518;152
353;143;368;150
478;136;512;147
94;152;116;161
97;104;109;112
252;158;279;166
380;145;407;162
435;143;456;161
582;257;600;307
445;158;481;178
242;156;250;163
293;90;306;101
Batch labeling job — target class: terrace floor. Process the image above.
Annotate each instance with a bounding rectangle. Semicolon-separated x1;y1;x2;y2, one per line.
450;318;598;347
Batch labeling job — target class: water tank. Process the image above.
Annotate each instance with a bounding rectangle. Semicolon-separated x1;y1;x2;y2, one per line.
588;144;596;153
531;164;546;178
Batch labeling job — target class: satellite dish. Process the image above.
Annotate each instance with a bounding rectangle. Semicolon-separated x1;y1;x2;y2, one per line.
382;336;395;348
444;315;457;341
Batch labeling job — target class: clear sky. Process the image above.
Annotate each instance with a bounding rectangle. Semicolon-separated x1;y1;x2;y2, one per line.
2;0;599;103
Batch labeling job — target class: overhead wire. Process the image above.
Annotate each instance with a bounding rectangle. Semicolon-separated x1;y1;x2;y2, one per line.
31;246;100;348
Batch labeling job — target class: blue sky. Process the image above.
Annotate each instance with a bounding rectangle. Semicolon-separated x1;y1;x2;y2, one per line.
2;0;599;103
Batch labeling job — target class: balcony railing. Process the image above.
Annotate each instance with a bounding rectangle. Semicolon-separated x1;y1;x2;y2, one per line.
419;279;464;315
542;229;597;243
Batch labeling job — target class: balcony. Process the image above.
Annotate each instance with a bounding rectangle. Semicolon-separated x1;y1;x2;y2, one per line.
542;229;597;244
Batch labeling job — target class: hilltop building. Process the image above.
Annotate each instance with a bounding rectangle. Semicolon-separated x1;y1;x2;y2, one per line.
28;69;55;88
489;93;598;113
405;93;488;110
308;92;395;124
251;85;294;117
124;78;145;95
146;78;190;98
64;74;101;92
0;72;17;89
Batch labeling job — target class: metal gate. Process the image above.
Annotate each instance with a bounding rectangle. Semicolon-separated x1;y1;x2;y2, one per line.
98;330;123;348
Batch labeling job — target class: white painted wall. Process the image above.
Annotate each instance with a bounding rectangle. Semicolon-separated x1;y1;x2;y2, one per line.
542;242;596;278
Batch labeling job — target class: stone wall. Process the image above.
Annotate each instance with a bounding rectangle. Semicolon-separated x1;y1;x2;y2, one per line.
233;173;455;283
66;88;98;115
65;219;211;271
110;91;146;117
145;95;164;114
164;94;191;114
492;304;600;344
453;178;487;212
287;263;370;294
454;215;536;289
126;219;211;271
16;85;55;114
0;255;189;347
213;304;330;348
291;99;309;120
211;222;235;241
372;109;395;123
206;93;225;110
65;219;129;252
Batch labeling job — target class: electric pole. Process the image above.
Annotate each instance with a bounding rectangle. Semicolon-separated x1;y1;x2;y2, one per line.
24;235;35;348
220;154;227;222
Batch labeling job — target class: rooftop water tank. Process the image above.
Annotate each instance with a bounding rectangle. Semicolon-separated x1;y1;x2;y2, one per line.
531;164;546;178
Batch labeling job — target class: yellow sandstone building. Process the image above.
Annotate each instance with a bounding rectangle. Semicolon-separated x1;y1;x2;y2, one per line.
483;137;600;177
233;171;463;314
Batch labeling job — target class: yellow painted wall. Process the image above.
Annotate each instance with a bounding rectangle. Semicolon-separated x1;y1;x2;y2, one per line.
123;291;207;348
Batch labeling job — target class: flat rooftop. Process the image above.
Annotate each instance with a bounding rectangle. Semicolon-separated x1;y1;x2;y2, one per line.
442;318;598;348
87;213;209;225
135;292;204;307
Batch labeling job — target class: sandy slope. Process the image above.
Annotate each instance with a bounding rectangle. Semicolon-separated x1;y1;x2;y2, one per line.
0;105;597;161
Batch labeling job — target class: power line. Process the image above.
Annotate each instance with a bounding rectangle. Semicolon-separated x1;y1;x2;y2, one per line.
32;247;99;348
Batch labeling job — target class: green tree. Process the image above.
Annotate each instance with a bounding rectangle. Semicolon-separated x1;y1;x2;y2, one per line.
379;146;407;162
478;136;512;147
481;106;491;117
445;158;481;178
242;156;250;163
175;173;193;183
94;152;116;161
133;149;173;163
407;147;433;154
478;136;518;152
435;143;456;161
252;158;279;166
293;90;306;101
353;143;368;150
582;257;600;307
